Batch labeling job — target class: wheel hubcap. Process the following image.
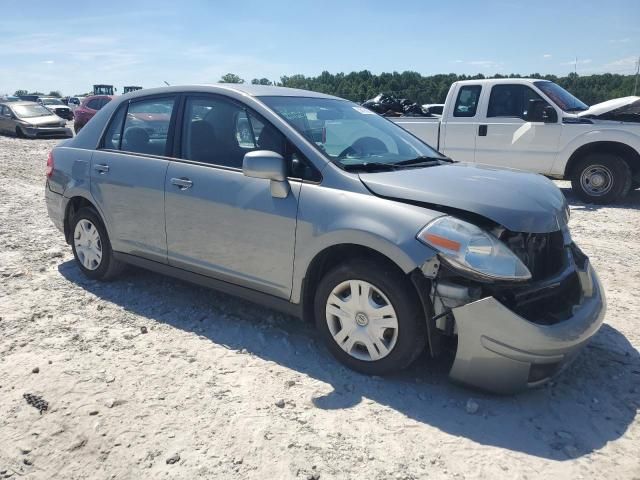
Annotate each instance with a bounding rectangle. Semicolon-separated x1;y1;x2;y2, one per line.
74;219;102;271
580;164;613;196
325;280;399;362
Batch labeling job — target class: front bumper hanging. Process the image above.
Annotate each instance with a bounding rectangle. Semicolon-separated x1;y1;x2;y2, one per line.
448;258;605;394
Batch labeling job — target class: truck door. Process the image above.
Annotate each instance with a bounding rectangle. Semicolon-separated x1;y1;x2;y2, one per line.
474;84;561;173
439;84;482;162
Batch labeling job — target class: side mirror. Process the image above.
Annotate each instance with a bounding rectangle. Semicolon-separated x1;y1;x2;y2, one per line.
525;99;557;123
542;105;558;123
243;150;290;198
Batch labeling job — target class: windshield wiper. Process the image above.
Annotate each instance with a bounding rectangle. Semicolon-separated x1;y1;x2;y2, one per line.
342;162;399;172
394;156;445;166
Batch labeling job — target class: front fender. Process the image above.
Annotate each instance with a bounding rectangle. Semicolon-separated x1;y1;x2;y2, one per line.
552;127;640;176
291;183;440;303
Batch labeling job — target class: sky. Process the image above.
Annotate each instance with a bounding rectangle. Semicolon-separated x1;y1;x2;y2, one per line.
1;0;638;95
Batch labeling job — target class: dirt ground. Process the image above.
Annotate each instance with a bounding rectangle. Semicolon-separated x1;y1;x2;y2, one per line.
0;132;639;480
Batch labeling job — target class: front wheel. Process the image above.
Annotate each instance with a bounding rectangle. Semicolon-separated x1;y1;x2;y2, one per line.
70;207;124;280
571;153;631;204
314;259;426;375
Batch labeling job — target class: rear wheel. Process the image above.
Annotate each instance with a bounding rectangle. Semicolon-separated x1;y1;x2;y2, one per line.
571;153;631;204
314;259;426;375
70;207;124;280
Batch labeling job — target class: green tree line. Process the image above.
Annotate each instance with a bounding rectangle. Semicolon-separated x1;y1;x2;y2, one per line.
219;71;638;105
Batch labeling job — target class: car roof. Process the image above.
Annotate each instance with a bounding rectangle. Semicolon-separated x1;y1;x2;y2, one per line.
122;84;342;100
455;78;547;85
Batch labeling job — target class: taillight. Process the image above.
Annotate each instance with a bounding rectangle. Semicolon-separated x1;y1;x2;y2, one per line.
46;151;54;177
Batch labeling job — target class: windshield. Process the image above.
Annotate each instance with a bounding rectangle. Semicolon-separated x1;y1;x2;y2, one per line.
12;104;54;118
534;81;588;112
41;98;64;105
259;96;444;169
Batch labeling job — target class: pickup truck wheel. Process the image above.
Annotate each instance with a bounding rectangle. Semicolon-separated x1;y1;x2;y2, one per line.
314;259;426;375
70;207;124;280
571;153;632;204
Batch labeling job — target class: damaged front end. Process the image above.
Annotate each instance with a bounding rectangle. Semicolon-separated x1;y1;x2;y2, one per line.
415;221;606;394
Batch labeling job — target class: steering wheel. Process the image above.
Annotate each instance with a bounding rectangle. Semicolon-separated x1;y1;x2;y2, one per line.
337;145;357;160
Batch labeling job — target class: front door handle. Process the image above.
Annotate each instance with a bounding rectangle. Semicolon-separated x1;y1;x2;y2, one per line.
94;164;109;174
478;125;488;136
170;177;193;190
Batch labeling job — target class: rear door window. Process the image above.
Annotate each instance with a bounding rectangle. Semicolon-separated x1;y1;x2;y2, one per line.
453;85;481;117
121;97;175;156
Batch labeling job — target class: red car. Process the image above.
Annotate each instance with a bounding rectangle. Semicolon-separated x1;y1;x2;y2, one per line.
73;95;113;133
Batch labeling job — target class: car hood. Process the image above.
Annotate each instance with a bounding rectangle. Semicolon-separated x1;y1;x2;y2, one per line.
577;96;640;120
359;162;568;233
22;115;65;126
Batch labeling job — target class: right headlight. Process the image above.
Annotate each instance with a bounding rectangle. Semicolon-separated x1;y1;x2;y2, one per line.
417;216;531;282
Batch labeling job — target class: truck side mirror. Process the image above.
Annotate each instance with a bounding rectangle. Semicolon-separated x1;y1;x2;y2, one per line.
525;99;557;123
542;105;558;123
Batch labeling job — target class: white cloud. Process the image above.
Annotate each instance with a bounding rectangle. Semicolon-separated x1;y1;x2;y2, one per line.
467;60;504;70
609;38;631;44
560;58;592;66
601;56;639;73
543;54;552;58
43;60;54;64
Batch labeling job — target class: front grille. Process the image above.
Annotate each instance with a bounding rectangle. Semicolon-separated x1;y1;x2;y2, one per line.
487;245;584;325
499;230;565;280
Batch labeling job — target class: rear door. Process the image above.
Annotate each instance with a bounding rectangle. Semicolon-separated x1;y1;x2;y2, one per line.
90;96;177;263
439;84;482;162
164;94;301;299
474;83;561;173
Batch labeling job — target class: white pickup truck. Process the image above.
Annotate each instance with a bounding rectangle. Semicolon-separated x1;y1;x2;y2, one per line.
391;78;640;203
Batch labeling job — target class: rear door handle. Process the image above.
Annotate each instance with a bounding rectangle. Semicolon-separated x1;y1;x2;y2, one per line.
478;125;488;136
94;164;109;174
170;177;193;190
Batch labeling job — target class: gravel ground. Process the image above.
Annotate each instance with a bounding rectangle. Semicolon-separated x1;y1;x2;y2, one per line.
0;133;639;480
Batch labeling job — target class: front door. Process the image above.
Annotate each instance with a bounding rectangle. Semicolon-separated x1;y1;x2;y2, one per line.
164;95;300;299
473;84;561;173
90;96;177;263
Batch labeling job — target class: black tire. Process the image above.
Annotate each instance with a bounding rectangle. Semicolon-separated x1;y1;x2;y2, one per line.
314;258;426;376
74;124;82;135
15;126;25;138
571;153;632;204
70;207;124;280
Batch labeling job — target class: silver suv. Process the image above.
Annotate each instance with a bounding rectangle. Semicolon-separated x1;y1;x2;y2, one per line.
45;85;605;393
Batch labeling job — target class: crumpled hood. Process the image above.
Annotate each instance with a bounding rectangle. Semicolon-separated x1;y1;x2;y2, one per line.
360;162;568;233
22;115;66;126
577;96;640;119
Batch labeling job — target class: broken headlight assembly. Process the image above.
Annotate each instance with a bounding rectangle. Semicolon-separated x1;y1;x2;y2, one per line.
417;216;531;282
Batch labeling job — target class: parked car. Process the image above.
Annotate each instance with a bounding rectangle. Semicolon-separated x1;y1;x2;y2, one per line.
45;85;605;394
67;96;85;112
0;101;72;138
1;95;20;102
38;97;74;120
421;103;444;116
392;79;640;204
73;95;113;133
17;94;41;102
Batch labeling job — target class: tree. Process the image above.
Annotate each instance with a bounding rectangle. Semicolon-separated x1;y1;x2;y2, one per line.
48;90;62;98
251;78;273;85
14;89;28;96
219;73;244;84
